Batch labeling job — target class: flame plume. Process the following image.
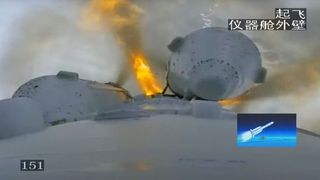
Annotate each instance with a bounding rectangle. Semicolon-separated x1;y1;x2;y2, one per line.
131;53;162;95
82;0;162;95
219;96;247;107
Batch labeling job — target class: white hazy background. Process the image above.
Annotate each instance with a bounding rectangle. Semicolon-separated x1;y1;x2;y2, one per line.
0;0;319;132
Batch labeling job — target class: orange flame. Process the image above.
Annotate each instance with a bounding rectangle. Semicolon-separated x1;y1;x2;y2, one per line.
131;53;162;95
219;97;243;107
219;89;252;107
82;0;162;95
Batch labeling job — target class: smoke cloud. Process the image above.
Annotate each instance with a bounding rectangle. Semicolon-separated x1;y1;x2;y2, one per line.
0;1;125;97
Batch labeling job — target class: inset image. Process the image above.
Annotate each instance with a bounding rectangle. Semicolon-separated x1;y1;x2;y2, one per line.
237;114;296;147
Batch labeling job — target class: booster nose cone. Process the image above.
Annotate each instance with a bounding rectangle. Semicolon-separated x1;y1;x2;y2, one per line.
262;121;274;129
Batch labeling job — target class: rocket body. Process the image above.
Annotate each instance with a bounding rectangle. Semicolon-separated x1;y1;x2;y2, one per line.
262;121;274;129
241;121;274;142
250;121;274;137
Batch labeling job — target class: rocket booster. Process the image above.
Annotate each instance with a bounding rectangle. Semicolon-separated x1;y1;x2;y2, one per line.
240;121;274;142
250;121;274;137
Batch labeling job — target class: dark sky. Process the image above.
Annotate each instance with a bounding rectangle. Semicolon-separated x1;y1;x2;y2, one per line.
237;114;296;136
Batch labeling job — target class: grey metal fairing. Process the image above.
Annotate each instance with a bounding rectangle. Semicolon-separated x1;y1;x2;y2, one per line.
167;27;266;100
12;71;131;125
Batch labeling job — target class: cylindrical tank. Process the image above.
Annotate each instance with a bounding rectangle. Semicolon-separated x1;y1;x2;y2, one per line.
167;27;266;100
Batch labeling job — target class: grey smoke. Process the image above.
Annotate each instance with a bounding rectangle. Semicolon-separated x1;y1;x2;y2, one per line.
0;1;126;98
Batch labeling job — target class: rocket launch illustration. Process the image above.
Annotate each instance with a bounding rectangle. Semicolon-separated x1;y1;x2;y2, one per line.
240;121;274;142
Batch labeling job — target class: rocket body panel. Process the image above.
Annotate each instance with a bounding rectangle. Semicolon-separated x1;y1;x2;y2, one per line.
0;116;319;180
